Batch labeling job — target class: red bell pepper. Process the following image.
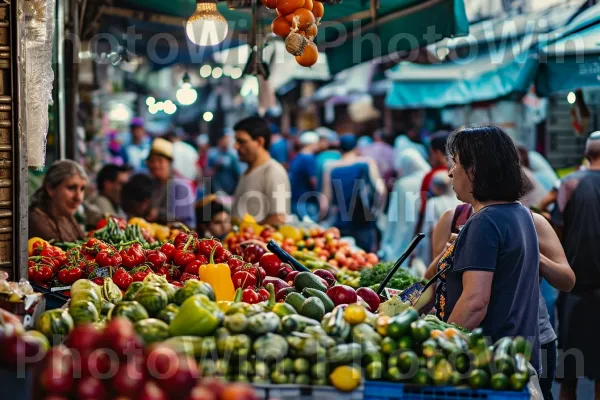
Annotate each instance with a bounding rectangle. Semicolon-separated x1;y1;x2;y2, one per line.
160;243;176;263
95;247;122;269
145;250;167;271
83;238;109;256
184;260;203;276
57;266;83;285
120;243;145;269
131;266;152;282
113;268;133;291
228;256;245;276
196;238;218;258
173;236;196;267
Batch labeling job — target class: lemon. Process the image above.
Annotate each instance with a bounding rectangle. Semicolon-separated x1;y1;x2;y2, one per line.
344;303;367;325
330;365;361;392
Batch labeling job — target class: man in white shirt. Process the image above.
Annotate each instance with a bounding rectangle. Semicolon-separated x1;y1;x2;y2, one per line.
231;116;291;226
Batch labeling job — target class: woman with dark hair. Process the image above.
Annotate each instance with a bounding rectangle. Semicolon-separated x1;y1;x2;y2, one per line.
442;125;542;374
29;160;88;242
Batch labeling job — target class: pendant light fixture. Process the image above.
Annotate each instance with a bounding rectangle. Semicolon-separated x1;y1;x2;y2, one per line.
186;0;229;46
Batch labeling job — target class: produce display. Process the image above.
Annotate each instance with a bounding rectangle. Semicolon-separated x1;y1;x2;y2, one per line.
265;0;325;67
16;216;534;398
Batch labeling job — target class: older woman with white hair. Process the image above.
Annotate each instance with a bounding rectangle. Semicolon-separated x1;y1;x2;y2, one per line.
29;160;88;242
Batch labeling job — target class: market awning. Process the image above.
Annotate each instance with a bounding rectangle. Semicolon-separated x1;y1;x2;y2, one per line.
315;0;469;75
535;4;600;96
312;62;375;102
385;39;537;109
119;0;468;76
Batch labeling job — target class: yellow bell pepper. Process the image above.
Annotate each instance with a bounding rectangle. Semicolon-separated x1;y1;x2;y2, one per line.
239;214;264;235
199;247;235;302
28;237;49;255
278;225;304;241
151;223;171;242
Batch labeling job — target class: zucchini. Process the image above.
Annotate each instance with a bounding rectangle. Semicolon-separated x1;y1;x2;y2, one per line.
387;308;419;339
327;343;362;365
247;312;280;336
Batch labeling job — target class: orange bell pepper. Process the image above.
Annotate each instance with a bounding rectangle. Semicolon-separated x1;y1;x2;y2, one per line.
199;246;235;302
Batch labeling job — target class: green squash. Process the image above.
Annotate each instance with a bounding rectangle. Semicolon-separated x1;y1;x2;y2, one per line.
134;318;171;345
156;303;180;325
36;309;74;345
123;281;145;301
100;299;115;316
108;300;149;322
159;283;177;304
70;289;101;312
135;285;168;316
174;280;215;305
68;300;100;325
71;279;102;299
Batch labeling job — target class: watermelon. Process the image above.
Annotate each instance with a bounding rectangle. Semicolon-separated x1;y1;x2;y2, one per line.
123;281;145;301
156;303;180;325
134;318;170;345
68;300;100;325
70;289;101;312
159;283;177;304
101;299;115;316
174;280;215;305
135;285;168;316
108;301;149;322
36;309;74;345
102;278;122;303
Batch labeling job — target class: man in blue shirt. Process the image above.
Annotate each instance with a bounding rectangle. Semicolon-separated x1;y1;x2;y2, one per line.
207;134;241;196
121;118;151;172
289;131;320;221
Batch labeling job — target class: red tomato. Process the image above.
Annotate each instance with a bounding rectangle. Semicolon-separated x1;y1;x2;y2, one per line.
184;260;203;276
95;247;122;269
139;381;168;400
57;266;82;284
231;271;257;289
257;287;270;302
241;288;261;304
146;250;168;271
76;376;108;400
259;253;282;277
160;242;176;262
113;268;133;291
120;243;145;269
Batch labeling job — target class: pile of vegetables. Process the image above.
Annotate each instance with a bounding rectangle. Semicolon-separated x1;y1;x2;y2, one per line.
359;262;423;291
372;309;532;391
225;220;379;271
36;318;258;400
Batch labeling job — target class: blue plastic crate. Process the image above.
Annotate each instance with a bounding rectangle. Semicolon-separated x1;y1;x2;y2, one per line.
364;381;530;400
253;384;364;400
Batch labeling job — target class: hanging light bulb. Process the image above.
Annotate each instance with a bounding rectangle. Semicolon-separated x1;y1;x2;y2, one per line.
186;0;229;46
176;73;198;106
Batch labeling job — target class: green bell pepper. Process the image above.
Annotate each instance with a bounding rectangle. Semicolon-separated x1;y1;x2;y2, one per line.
169;294;223;337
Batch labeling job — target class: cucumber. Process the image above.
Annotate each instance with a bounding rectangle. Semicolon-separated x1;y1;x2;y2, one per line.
494;337;515;376
281;314;319;333
247;312;280;336
321;305;351;340
302;288;334;312
285;292;307;313
511;336;533;361
327;343;362;365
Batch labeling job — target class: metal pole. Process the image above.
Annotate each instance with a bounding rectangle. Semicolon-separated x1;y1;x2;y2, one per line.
64;0;79;160
57;0;66;160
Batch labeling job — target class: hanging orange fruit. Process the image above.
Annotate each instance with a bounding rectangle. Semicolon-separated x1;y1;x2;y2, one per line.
262;0;277;9
312;1;324;20
303;23;318;40
291;8;315;30
296;42;318;67
302;0;314;11
272;16;292;38
277;0;305;16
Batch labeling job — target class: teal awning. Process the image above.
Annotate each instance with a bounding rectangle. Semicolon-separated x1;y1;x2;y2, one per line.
317;0;469;75
535;4;600;96
385;43;538;109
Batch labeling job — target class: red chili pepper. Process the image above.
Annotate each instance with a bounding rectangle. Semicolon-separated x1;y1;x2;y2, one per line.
83;238;108;256
173;236;196;267
241;288;261;304
120;243;145;269
57;266;83;285
160;243;176;263
131;266;151;282
228;256;245;276
113;268;133;291
145;250;167;271
184;260;203;276
197;238;218;258
179;273;197;283
257;287;270;302
231;270;257;290
95;247;122;269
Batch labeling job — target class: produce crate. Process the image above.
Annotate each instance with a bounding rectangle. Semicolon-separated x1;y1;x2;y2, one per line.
364;381;530;400
0;368;35;400
30;282;69;310
253;384;364;400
